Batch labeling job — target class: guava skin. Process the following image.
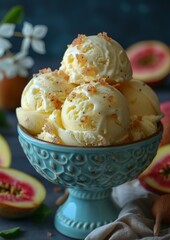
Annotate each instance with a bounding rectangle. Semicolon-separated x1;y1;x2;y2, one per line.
0;205;37;219
0;135;11;168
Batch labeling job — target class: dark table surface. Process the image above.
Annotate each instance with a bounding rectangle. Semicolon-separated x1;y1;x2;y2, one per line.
1;115;74;240
0;75;170;240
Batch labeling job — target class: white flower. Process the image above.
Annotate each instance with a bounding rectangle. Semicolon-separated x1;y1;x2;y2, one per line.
21;22;48;54
0;23;15;57
0;52;34;80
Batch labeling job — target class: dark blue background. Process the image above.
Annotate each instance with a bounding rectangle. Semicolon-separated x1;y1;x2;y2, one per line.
0;0;170;71
0;1;170;239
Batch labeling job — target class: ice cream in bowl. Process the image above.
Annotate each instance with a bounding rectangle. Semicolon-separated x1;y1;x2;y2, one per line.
17;33;163;239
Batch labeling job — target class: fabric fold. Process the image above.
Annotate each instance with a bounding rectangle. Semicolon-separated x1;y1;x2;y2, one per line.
85;181;170;240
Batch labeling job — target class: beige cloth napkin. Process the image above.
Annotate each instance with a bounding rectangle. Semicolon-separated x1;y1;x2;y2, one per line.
85;180;170;240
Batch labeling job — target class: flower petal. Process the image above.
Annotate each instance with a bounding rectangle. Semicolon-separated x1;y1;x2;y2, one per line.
21;56;34;68
0;57;13;70
18;67;29;77
21;37;31;52
0;59;10;70
4;64;17;78
0;38;11;49
0;23;15;37
0;38;11;56
33;25;48;38
31;39;46;54
22;22;33;36
14;51;27;61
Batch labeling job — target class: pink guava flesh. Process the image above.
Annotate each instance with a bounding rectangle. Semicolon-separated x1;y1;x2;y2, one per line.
160;102;170;146
131;47;166;72
148;155;170;187
0;172;35;202
161;102;170;117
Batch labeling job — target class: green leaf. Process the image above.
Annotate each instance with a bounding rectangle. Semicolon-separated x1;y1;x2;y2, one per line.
1;5;24;24
0;110;9;128
32;204;52;223
0;227;21;239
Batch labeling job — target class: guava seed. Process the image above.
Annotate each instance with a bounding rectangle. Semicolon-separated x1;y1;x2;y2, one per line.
0;182;22;196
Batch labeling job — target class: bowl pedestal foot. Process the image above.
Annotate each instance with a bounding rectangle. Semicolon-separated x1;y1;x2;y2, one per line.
54;188;120;239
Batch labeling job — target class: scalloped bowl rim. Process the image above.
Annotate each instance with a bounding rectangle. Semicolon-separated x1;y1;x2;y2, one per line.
17;123;163;151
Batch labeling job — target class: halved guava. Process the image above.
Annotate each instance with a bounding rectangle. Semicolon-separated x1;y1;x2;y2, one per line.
160;102;170;146
127;40;170;84
0;168;46;218
0;135;11;167
139;144;170;194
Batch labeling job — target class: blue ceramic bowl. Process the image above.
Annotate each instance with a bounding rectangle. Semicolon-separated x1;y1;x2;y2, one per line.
18;124;162;239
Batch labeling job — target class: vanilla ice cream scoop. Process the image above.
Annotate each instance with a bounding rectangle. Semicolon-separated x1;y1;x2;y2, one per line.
21;68;75;112
16;68;75;135
59;33;132;85
47;82;130;146
118;79;163;141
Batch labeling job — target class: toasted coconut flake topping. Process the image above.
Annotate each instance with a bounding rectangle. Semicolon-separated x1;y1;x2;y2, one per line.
97;78;109;85
32;69;70;82
114;83;121;90
67;91;77;102
39;68;52;74
42;122;62;144
130;117;142;130
87;84;96;94
58;70;69;81
48;93;62;109
52;69;59;76
82;66;96;77
97;32;113;43
80;115;90;123
43;122;56;135
33;68;52;78
72;34;86;47
108;95;116;103
47;231;52;238
76;54;87;66
112;113;118;119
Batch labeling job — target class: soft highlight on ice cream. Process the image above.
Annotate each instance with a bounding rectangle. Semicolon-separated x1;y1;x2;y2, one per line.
21;68;74;111
16;68;75;135
118;79;163;141
59;33;132;85
38;82;130;146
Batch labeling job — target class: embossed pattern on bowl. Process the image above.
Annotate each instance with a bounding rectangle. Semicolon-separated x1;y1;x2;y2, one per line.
18;124;162;191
